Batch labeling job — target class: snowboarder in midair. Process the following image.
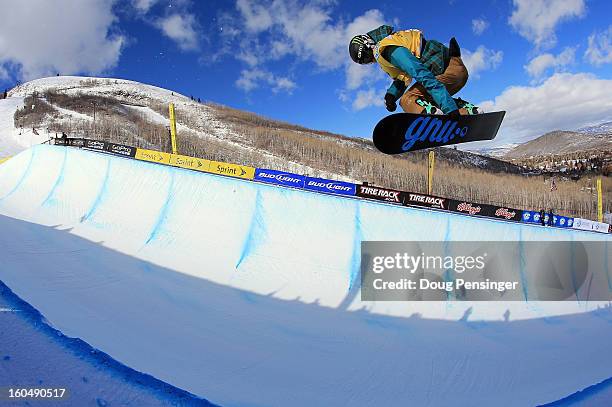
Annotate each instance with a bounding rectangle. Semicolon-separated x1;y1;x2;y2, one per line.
348;25;479;118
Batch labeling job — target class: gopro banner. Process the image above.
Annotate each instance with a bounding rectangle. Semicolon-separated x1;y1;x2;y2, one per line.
106;143;137;158
361;241;612;301
254;169;305;189
84;139;108;152
68;138;85;148
304;177;356;196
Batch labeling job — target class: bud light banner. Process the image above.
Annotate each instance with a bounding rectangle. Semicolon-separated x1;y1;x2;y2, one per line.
304;177;356;196
254;168;305;189
357;184;405;204
404;192;447;210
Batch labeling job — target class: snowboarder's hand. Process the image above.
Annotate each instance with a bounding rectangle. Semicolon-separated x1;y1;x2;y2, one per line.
384;93;397;112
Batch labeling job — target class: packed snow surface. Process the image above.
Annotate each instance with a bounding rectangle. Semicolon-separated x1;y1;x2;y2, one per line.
0;144;610;406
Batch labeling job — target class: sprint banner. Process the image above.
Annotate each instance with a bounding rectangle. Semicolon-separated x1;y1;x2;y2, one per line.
170;154;209;172
135;148;172;165
208;161;255;180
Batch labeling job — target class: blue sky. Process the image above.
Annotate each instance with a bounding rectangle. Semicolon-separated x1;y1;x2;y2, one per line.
0;0;611;145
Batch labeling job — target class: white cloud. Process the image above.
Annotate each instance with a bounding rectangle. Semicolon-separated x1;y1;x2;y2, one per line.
472;19;489;36
236;0;273;33
524;47;576;78
509;0;585;49
0;0;124;81
223;1;387;101
462;46;503;78
156;13;199;51
585;26;612;66
132;0;158;13
352;89;382;111
480;73;612;144
236;68;296;94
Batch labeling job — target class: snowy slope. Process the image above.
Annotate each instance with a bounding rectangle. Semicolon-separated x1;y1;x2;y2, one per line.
0;96;50;155
0;144;610;406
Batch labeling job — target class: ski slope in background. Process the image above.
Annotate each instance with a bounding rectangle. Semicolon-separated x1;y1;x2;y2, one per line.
0;144;611;406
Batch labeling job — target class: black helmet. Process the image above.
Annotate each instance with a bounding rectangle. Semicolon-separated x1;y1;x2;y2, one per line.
349;34;376;64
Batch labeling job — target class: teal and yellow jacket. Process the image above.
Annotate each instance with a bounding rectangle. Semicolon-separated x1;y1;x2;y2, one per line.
369;25;457;113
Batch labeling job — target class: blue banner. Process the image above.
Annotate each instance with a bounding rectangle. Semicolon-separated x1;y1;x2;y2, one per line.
521;210;542;224
304;177;356;196
552;215;574;228
522;210;574;228
254;168;305;188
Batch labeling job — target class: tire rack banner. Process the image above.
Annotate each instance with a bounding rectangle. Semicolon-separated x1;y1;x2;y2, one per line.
357;184;405;204
304;176;356;196
403;192;448;210
449;200;523;222
254;169;305;188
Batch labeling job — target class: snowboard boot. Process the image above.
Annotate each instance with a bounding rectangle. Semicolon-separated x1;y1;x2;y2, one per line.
415;98;443;115
454;97;480;115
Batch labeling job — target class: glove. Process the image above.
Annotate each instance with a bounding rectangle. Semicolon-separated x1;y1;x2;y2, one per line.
384;93;397;112
448;109;461;119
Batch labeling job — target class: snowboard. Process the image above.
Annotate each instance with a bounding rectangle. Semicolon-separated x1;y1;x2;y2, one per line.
372;111;505;154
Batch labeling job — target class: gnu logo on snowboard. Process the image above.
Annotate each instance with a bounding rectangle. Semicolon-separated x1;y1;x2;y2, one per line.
403;117;469;151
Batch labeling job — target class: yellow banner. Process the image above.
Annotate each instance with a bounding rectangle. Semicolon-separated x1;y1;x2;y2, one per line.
597;178;603;222
170;154;209;172
208;161;255;180
135;148;171;165
0;156;12;165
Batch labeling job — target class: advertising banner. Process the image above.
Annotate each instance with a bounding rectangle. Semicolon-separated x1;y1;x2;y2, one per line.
573;218;610;233
552;215;574;228
67;138;85;148
404;192;447;210
208;161;255;180
54;137;68;146
84;139;108;152
135;148;171;165
357;184;405;204
254;169;305;188
449;200;523;221
106;143;136;158
170;154;209;172
304;177;356;196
